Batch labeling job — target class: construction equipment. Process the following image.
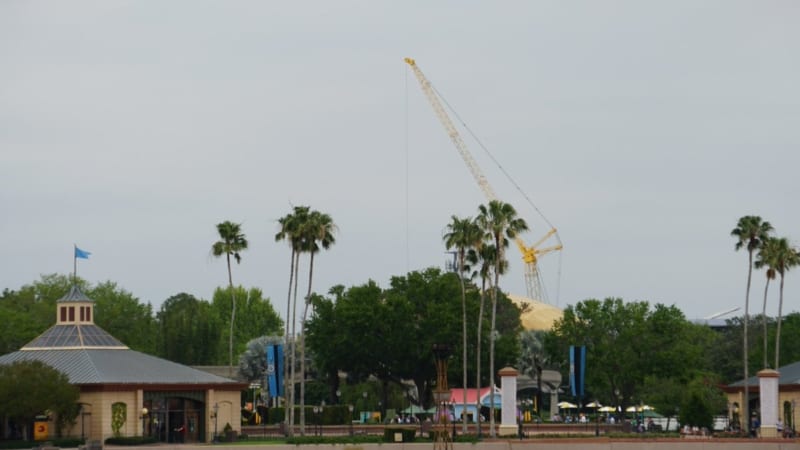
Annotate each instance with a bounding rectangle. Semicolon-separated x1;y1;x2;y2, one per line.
405;57;562;303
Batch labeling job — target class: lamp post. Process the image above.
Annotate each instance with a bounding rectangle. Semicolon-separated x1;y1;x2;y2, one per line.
594;401;600;436
348;405;354;436
362;391;368;423
320;401;325;436
140;408;149;437
212;403;219;443
80;405;86;441
313;407;320;436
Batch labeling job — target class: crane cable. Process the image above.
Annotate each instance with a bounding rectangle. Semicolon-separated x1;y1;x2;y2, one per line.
429;83;564;305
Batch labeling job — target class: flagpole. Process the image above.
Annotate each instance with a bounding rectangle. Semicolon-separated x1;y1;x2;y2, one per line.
73;244;77;282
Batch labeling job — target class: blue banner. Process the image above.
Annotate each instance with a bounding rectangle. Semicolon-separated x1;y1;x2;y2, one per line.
569;345;585;398
266;344;284;398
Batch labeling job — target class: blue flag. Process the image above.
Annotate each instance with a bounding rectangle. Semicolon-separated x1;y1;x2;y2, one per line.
75;246;91;259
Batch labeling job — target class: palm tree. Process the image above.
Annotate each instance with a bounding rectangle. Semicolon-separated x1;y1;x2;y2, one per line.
443;215;482;434
211;221;248;377
477;200;527;437
731;215;772;433
755;237;778;369
767;237;800;369
467;242;492;437
298;209;336;434
276;206;310;435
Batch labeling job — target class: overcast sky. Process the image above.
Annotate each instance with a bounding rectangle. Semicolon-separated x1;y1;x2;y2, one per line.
2;1;798;322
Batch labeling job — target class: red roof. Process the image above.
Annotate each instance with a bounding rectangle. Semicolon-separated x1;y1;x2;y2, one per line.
449;387;495;404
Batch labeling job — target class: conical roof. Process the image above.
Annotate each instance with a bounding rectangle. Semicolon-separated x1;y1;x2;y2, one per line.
57;285;93;303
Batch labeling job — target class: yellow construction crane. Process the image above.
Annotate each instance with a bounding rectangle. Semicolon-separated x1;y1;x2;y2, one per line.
405;57;562;303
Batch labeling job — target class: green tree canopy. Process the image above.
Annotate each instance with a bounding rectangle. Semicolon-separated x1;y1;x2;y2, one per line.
0;361;80;439
211;286;283;363
306;268;521;410
156;292;224;365
545;298;715;413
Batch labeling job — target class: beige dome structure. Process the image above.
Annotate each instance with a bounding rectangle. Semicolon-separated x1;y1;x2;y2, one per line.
508;294;564;331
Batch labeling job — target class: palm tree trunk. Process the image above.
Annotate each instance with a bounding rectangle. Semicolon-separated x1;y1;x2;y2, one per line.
475;277;487;438
290;251;301;434
743;251;753;435
489;267;500;438
458;252;468;434
300;252;316;436
284;249;295;433
774;274;785;370
761;278;770;369
227;253;236;378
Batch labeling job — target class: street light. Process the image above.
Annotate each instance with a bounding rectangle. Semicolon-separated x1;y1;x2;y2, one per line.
348;405;354;436
320;401;326;436
140;408;149;437
362;391;368;423
313;407;320;436
212;403;219;443
594;400;600;436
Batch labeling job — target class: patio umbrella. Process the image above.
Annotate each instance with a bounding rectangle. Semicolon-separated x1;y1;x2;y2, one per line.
557;401;577;409
626;405;654;412
585;401;602;408
598;406;615;412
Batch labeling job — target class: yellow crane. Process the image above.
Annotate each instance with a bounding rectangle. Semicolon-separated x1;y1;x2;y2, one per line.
405;57;562;303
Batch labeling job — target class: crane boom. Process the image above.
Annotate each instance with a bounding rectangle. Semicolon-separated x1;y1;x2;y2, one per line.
405;57;562;303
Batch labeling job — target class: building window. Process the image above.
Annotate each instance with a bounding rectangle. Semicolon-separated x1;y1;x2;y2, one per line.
86;307;91;322
69;307;75;322
61;307;67;322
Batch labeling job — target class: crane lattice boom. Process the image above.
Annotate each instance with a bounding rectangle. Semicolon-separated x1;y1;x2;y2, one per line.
405;57;562;303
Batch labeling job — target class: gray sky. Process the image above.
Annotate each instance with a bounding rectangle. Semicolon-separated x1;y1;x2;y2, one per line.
2;1;798;322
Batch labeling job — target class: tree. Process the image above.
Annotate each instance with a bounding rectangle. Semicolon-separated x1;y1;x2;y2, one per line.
211;220;248;376
443;215;482;433
764;237;800;369
298;209;337;434
545;298;714;414
678;375;727;431
0;274;82;354
0;275;158;356
476;200;527;436
239;335;284;385
731;215;772;433
156;293;224;364
755;237;779;368
275;205;310;434
305;268;521;415
467;242;502;435
0;361;79;439
90;281;156;354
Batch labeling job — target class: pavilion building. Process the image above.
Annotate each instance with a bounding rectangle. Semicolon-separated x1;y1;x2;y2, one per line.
0;286;246;443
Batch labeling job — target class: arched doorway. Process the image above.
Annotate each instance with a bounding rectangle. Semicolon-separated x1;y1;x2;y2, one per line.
144;392;205;443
